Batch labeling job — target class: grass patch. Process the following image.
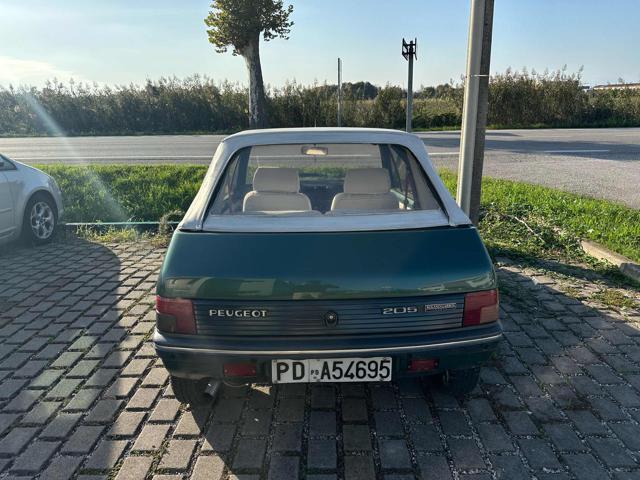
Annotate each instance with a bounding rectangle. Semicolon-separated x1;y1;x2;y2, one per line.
37;164;640;269
589;289;638;310
38;164;207;222
438;170;640;264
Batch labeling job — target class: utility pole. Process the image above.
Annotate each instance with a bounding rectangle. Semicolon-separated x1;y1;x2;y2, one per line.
456;0;494;224
402;38;417;132
337;58;343;127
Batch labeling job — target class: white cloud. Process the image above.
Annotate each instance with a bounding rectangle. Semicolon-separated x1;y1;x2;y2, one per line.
0;56;89;87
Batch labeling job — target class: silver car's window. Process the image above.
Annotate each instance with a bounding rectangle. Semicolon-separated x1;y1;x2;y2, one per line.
209;143;442;216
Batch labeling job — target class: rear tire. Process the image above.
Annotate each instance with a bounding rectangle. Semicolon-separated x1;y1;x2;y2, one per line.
442;367;480;397
22;192;57;245
171;376;211;406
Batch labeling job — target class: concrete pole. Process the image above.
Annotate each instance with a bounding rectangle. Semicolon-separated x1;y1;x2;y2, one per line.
406;53;414;132
337;58;343;127
456;0;494;224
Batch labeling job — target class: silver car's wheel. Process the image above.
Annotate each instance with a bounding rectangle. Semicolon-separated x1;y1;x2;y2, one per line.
22;193;57;245
30;201;55;240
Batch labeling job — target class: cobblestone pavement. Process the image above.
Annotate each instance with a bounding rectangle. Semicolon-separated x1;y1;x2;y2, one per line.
1;240;640;480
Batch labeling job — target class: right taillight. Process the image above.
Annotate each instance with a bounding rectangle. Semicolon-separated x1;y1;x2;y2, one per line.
156;296;196;334
463;289;499;326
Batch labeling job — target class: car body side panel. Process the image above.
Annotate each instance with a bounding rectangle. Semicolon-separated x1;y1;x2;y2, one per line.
0;172;16;241
157;226;496;301
1;161;64;238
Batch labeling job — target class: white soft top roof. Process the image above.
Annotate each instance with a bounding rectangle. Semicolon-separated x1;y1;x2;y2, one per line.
180;128;471;232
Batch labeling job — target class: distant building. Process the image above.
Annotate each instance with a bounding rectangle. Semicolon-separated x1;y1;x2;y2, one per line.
592;83;640;91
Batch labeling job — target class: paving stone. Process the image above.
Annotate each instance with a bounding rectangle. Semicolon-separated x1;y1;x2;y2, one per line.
86;399;123;423
610;422;640;451
343;455;375;480
3;389;42;412
503;411;539;435
466;398;496;423
518;437;561;470
20;401;61;425
477;424;514;453
379;439;412;469
310;410;336;437
342;398;368;422
127;387;160;410
10;440;59;473
174;409;209;436
85;439;128;470
132;424;170;451
104;377;139;398
202;423;237;452
39;455;83;480
448;438;485;470
374;410;404;436
563;453;610;480
567;410;608;435
417;454;452;480
40;412;81;439
343;424;372;451
242;408;272;435
277;397;305;422
62;425;105;453
0;427;37;455
192;455;225;480
438;410;472;436
64;388;101;411
233;438;266;469
148;398;181;422
311;385;336;409
109;411;146;437
212;398;244;423
402;397;431;422
114;456;154;480
272;423;303;452
490;455;530;480
587;437;637;468
308;439;337;469
46;377;82;399
410;423;443;452
544;423;584;451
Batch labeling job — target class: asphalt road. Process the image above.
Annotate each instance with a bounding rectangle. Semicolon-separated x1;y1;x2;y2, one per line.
1;127;638;208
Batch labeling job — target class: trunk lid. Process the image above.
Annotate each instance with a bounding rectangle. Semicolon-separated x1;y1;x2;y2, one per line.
158;227;496;301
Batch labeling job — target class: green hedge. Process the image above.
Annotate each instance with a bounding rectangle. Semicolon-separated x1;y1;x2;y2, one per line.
3;70;639;136
38;165;640;264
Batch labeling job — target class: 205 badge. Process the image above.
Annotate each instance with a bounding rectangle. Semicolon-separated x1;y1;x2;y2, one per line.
382;303;457;315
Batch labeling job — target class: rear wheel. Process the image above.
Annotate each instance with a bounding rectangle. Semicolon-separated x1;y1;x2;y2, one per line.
170;376;211;406
22;193;57;245
442;367;480;397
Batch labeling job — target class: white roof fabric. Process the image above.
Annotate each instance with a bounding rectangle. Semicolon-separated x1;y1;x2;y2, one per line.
179;128;471;232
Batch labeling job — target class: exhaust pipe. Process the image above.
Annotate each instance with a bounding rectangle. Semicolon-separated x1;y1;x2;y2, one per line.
205;380;221;400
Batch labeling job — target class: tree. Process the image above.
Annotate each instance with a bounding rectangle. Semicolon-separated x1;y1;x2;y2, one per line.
205;0;293;128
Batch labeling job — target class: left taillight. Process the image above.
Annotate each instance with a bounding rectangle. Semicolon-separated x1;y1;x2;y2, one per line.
156;296;196;334
463;289;499;326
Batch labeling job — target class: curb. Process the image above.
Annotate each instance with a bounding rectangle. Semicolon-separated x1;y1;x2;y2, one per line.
581;240;640;283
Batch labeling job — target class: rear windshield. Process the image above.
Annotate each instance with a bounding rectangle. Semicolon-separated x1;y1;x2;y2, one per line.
209;143;441;216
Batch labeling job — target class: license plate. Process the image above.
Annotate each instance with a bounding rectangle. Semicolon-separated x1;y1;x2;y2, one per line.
272;357;392;383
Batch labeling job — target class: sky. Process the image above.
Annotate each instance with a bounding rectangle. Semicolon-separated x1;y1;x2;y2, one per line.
1;0;639;89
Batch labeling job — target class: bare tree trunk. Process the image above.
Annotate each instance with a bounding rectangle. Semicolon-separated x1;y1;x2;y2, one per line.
242;36;267;129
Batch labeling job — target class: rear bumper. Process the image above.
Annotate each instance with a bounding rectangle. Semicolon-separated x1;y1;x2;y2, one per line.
154;322;502;382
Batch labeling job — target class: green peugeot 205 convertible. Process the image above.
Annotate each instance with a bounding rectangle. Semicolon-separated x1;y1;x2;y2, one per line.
154;127;501;405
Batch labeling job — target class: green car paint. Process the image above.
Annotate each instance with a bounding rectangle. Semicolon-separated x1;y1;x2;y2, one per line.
157;226;496;301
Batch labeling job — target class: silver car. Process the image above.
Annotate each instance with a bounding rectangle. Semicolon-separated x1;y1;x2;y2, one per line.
0;154;64;246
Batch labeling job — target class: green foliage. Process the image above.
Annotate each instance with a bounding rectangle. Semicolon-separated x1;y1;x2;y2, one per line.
2;69;639;136
39;165;207;222
438;170;640;264
205;0;294;54
36;165;640;268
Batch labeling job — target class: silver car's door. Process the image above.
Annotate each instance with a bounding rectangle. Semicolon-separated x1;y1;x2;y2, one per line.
0;168;16;239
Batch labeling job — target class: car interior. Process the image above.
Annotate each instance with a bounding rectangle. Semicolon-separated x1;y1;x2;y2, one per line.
209;144;441;216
